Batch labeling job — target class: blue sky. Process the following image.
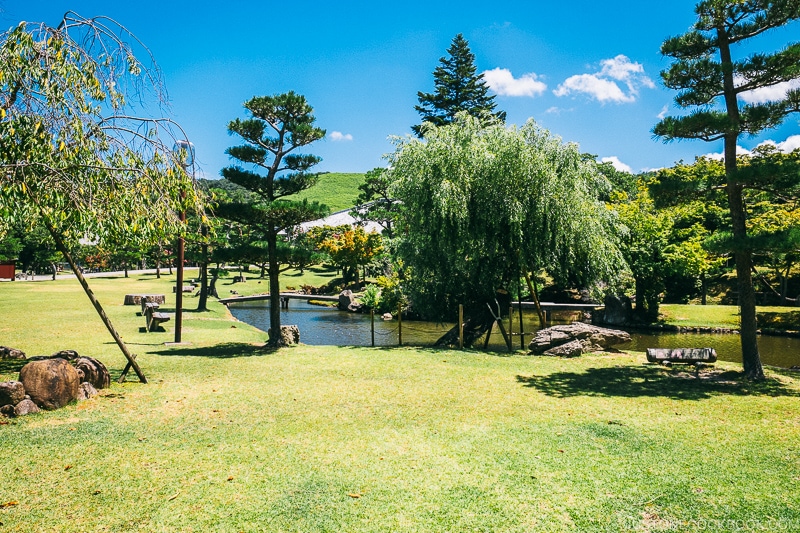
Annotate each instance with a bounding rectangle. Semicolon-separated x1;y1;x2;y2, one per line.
5;1;800;178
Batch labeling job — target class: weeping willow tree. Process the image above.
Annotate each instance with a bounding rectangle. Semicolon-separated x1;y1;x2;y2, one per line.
0;14;203;382
389;115;624;346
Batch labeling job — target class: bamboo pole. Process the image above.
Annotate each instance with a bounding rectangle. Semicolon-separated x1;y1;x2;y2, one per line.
42;218;147;384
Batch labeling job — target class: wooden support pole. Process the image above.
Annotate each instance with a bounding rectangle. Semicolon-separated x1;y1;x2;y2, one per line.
458;304;464;350
523;270;546;327
508;306;514;350
398;302;402;346
518;294;525;350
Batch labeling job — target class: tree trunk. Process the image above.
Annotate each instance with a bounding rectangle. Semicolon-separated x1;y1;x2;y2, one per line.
701;272;707;305
718;25;764;380
42;219;147;383
209;265;220;299
197;225;209;312
266;229;284;347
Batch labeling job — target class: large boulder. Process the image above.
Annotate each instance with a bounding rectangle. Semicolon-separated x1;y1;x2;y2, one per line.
602;294;633;326
0;346;26;360
19;358;80;410
529;322;631;356
74;357;110;390
338;290;362;312
278;325;300;345
543;339;584;357
0;381;25;407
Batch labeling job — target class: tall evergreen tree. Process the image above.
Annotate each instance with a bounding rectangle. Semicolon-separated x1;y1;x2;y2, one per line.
654;0;800;380
412;34;505;137
216;92;327;347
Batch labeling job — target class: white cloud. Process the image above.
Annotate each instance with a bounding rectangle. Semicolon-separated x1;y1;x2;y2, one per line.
700;145;752;160
601;156;632;173
738;78;800;104
554;74;633;103
700;135;800;160
329;131;353;142
657;105;668;120
482;68;547;97
756;134;800;152
554;55;654;104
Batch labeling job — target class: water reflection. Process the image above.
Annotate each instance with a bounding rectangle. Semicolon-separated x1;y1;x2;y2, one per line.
228;301;800;368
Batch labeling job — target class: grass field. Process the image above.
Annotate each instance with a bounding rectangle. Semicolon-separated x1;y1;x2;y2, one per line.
660;303;800;330
1;274;799;532
285;172;366;213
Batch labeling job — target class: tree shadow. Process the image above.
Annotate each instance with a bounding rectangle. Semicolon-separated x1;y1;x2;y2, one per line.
0;359;26;375
149;342;270;359
516;364;800;400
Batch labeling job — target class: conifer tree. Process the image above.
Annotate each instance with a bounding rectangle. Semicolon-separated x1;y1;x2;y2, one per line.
654;0;800;380
412;34;505;137
216;92;327;347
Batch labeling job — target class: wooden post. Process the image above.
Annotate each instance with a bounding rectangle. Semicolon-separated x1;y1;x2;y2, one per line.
398;303;402;346
508;305;514;351
518;296;525;350
371;308;375;347
523;270;546;327
458;304;464;350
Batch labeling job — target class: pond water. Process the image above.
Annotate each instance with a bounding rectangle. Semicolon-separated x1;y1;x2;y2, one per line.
228;301;800;369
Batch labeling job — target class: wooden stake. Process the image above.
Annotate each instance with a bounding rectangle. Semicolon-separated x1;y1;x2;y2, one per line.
398;302;402;346
458;304;464;350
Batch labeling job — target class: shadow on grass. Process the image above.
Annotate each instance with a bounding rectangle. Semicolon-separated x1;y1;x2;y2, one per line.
150;342;270;358
0;359;26;375
516;364;800;400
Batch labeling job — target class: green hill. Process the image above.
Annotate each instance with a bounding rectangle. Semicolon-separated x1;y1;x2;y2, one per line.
288;172;365;212
200;172;366;214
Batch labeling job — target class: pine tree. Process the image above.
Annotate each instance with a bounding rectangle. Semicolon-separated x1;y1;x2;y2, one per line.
654;0;800;380
412;34;505;137
215;92;328;347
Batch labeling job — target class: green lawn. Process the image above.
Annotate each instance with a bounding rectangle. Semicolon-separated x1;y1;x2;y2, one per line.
285;172;366;213
660;303;800;330
1;275;799;532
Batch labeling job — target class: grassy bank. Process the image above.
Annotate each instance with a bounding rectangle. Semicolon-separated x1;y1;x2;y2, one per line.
1;275;799;532
660;303;800;331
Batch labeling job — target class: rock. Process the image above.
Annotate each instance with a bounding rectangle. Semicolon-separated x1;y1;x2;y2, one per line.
529;322;631;356
13;398;39;417
338;289;357;311
77;382;98;401
603;294;633;326
278;325;300;345
543;339;584;357
74;357;111;389
0;404;14;417
0;346;26;360
19;358;80;410
51;350;80;362
0;381;25;407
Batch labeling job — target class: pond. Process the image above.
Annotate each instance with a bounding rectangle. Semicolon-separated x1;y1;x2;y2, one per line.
228;301;800;369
